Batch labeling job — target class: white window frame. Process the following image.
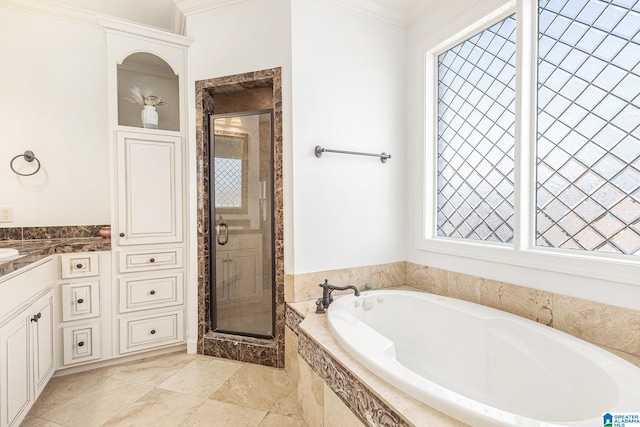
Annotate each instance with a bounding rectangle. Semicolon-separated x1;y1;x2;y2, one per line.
418;0;640;287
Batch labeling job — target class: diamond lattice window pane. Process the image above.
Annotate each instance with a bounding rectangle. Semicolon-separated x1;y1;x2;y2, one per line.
214;158;242;208
437;15;516;242
536;0;640;255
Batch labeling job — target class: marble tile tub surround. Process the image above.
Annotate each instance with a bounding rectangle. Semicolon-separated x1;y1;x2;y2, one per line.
285;261;406;303
289;300;464;427
286;261;640;368
195;68;285;368
405;262;640;367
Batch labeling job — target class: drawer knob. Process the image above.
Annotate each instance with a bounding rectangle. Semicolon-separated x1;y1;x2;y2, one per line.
149;258;155;263
78;341;85;347
150;290;156;295
30;313;41;322
150;329;156;335
77;298;84;304
76;263;83;269
119;232;125;237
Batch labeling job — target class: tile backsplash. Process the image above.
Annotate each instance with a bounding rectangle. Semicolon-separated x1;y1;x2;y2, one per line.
0;225;108;241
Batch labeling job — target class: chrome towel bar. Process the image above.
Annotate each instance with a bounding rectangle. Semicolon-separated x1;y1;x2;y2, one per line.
314;145;391;163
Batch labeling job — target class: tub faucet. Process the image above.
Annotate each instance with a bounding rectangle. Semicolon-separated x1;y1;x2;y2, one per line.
316;279;360;314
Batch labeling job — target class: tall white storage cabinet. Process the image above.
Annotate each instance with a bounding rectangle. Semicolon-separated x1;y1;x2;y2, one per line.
100;18;192;358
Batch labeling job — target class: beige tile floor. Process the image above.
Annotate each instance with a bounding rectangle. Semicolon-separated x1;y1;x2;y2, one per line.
22;352;307;427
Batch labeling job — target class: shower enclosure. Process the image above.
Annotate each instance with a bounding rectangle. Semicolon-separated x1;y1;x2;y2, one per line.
209;110;274;338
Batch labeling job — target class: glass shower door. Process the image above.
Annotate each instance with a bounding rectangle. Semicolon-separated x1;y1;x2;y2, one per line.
210;110;274;338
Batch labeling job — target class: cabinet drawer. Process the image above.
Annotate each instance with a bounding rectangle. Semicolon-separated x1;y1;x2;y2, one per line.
61;282;100;322
118;248;183;273
119;273;184;313
119;311;183;354
62;323;101;365
60;253;99;279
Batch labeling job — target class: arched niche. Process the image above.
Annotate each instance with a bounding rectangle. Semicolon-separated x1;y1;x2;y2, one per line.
117;52;180;131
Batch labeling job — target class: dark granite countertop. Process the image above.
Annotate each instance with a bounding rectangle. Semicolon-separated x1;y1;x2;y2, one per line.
0;237;111;279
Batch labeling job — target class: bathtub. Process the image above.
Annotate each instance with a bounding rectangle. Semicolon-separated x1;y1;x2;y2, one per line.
327;290;640;426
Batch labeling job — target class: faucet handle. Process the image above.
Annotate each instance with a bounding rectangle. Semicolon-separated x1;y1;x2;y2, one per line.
315;298;326;314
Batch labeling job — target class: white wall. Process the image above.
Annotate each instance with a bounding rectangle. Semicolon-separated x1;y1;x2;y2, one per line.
405;0;640;310
186;0;406;274
0;6;110;227
185;0;294;270
290;0;406;273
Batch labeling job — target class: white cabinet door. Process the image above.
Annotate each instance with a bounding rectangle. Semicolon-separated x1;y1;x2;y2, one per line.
0;307;31;427
116;132;183;245
31;291;54;399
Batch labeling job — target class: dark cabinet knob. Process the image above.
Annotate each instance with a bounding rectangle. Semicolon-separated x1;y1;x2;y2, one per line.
119;233;125;237
76;263;83;269
78;341;85;347
150;290;156;295
149;258;155;263
31;314;39;322
77;298;84;304
150;329;156;335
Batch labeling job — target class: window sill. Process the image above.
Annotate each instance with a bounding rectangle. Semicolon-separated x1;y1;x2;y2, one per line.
415;237;640;287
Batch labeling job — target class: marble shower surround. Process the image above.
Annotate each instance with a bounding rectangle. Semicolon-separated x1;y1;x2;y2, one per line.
195;68;285;368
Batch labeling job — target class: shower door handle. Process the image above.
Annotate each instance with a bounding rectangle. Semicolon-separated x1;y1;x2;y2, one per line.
216;222;229;245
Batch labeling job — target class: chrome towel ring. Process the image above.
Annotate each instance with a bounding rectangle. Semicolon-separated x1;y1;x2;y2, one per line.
10;150;41;176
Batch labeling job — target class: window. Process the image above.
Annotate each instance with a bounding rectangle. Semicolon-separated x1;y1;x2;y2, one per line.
213;130;249;214
437;15;517;243
429;0;639;262
536;0;640;255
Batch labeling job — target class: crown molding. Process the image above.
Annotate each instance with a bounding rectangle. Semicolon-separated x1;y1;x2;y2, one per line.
174;0;441;28
405;0;443;26
98;16;193;47
0;0;97;26
320;0;406;27
173;0;248;17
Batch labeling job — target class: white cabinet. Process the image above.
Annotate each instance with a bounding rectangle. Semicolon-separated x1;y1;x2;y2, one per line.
113;133;187;356
56;252;111;369
102;17;190;358
62;323;101;365
118;273;184;313
215;235;263;304
119;310;183;354
31;292;54;398
0;288;54;427
116;132;183;246
60;253;99;279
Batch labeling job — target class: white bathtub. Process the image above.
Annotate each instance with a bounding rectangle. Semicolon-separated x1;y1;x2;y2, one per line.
327;290;640;426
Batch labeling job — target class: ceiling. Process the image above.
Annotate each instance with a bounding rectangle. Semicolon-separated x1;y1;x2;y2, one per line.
41;0;442;31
